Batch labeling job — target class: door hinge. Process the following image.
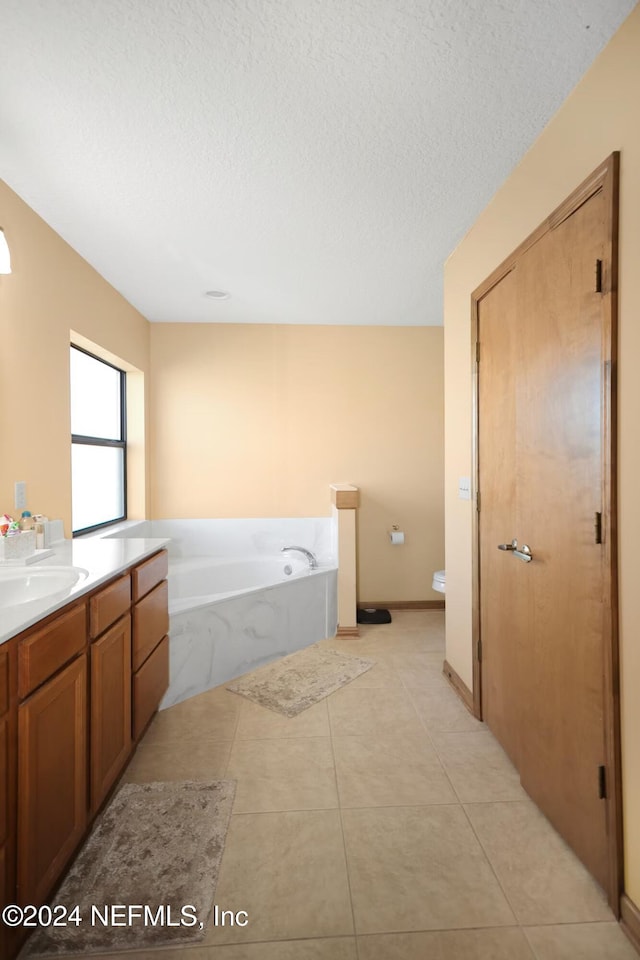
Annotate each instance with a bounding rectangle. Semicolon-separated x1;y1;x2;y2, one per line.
598;764;607;800
476;490;481;512
594;511;602;544
477;637;482;663
475;341;480;363
595;259;603;293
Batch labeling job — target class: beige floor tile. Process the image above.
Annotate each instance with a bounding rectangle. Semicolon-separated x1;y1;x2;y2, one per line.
374;649;445;668
327;685;425;739
408;685;484;733
358;927;534;959
122;739;232;783
226;736;338;812
465;800;613;924
360;610;445;637
392;654;450;688
524;922;638;959
143;688;240;745
333;734;456;807
206;810;353;944
319;636;387;657
341;804;515;933
234;698;330;739
195;939;358;958
430;729;526;802
356;633;443;655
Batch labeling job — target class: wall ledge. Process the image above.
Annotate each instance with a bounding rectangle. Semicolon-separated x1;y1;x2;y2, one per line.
330;483;359;510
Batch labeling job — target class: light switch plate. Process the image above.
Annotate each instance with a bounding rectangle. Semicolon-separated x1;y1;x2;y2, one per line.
14;480;27;511
458;476;471;500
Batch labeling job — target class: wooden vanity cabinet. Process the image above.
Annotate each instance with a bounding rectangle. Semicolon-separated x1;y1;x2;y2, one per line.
17;650;88;907
3;548;168;959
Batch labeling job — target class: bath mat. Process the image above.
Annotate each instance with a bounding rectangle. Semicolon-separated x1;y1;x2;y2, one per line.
226;644;374;716
24;779;236;957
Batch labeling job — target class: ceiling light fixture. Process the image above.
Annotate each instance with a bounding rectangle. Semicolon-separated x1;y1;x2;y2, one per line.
0;227;12;274
204;290;230;301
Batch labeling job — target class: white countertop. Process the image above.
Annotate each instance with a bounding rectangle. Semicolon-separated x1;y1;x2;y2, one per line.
0;537;170;646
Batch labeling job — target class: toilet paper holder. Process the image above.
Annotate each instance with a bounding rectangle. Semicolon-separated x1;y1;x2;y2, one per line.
389;524;405;545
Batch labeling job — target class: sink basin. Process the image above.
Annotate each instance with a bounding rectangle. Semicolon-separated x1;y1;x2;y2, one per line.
0;566;89;608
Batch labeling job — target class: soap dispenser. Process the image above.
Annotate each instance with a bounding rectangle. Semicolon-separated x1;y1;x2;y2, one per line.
19;510;35;531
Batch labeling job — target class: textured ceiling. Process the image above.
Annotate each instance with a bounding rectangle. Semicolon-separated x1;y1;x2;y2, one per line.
0;1;635;325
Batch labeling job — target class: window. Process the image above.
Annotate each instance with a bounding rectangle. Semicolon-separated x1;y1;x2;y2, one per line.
70;345;126;534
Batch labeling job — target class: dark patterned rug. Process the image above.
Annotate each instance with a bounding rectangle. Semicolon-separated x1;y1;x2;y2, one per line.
25;780;236;956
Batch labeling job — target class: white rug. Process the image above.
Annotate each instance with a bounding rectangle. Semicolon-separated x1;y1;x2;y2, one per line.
227;644;374;716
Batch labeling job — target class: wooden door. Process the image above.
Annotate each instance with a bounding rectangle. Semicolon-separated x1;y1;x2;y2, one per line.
515;189;608;886
17;655;87;906
477;268;521;767
476;163;617;897
90;615;132;815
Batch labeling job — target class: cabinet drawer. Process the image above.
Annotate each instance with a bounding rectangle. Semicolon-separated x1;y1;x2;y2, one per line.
133;635;169;740
19;604;86;700
90;575;131;639
132;551;168;603
0;647;8;716
132;580;169;671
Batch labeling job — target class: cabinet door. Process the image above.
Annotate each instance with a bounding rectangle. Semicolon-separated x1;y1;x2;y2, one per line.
133;634;169;740
90;616;132;815
17;655;87;907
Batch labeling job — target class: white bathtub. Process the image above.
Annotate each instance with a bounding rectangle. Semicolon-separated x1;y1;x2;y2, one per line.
168;554;313;612
105;519;338;706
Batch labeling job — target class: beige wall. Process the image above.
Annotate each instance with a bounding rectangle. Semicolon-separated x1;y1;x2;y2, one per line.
0;175;444;601
150;323;444;601
0;181;151;534
443;6;640;901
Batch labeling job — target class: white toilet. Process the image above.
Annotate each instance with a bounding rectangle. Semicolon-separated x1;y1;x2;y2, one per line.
432;569;446;594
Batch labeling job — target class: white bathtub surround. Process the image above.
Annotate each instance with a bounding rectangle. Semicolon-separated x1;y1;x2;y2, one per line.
163;565;337;708
106;518;334;562
106;518;338;708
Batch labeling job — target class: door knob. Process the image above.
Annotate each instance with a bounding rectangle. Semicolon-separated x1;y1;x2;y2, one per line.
497;539;533;562
514;544;533;562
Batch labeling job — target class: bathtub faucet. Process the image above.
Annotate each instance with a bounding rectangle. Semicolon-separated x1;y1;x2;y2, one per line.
281;545;318;569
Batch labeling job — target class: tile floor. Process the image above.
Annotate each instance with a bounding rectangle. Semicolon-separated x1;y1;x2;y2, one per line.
86;612;638;958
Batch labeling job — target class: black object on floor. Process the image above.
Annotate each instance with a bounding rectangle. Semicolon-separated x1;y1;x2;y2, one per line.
357;607;392;625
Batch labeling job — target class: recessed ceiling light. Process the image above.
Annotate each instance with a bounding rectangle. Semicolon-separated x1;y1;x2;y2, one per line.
204;290;230;300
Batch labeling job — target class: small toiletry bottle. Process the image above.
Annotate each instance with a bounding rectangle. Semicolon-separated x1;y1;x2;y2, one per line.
19;510;35;531
35;522;45;549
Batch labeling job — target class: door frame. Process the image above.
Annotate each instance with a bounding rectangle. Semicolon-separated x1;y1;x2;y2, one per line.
469;153;621;911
